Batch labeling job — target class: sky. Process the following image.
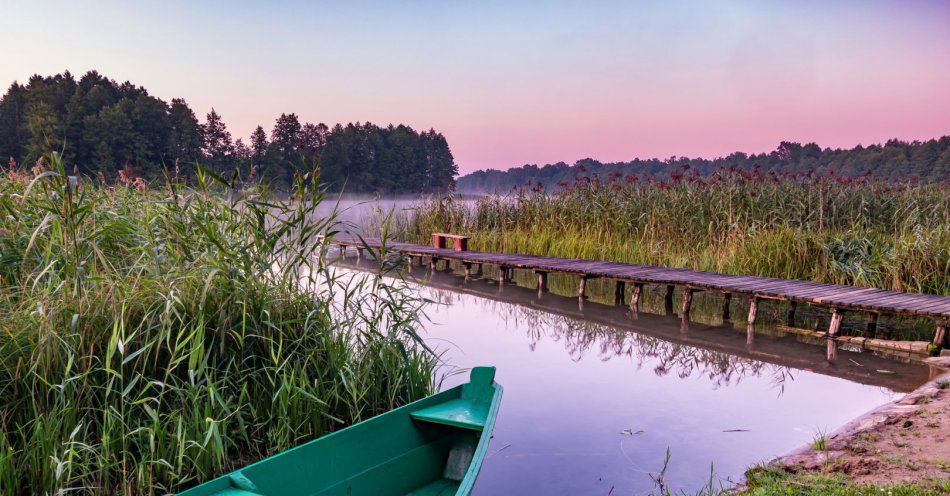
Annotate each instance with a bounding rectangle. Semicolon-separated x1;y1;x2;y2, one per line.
2;1;950;174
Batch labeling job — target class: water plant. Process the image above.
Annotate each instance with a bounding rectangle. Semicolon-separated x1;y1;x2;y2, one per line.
396;169;949;296
0;154;435;494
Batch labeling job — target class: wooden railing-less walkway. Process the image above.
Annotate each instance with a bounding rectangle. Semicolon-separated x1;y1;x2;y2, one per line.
329;236;950;356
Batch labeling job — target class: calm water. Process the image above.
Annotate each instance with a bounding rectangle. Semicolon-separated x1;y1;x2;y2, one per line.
332;259;935;495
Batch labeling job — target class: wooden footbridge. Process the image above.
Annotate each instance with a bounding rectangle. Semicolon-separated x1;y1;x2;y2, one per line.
329;235;950;356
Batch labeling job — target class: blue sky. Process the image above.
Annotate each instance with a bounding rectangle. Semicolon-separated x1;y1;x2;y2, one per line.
3;1;949;172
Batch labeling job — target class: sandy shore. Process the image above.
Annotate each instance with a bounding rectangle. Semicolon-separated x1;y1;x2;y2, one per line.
764;356;950;485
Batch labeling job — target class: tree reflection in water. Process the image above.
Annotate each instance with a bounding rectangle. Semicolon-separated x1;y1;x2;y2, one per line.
425;288;794;392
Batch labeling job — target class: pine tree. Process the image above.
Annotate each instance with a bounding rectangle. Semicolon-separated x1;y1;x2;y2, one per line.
168;98;202;169
201;108;234;169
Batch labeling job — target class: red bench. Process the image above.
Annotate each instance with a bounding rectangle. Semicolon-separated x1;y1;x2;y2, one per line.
432;233;469;252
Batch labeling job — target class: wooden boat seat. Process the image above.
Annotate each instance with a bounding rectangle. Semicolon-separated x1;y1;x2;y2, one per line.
410;398;488;431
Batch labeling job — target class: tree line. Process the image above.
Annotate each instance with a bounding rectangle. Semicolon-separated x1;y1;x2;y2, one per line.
0;71;457;192
458;139;950;193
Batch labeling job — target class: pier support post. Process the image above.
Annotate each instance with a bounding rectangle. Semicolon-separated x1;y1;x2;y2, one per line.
746;297;760;344
786;301;797;327
614;281;626;305
722;293;732;321
746;296;759;345
429;257;438;272
356;247;363;261
664;285;675;314
537;271;548;292
681;288;694;317
463;262;472;280
498;266;510;285
747;297;759;326
578;276;588;299
827;308;844;361
933;321;947;348
630;283;643;313
864;312;880;338
866;312;878;336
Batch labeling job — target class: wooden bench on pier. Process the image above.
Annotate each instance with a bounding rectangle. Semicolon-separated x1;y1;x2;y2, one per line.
432;233;469;252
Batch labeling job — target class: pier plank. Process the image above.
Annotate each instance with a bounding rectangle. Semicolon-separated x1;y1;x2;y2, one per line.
330;236;950;321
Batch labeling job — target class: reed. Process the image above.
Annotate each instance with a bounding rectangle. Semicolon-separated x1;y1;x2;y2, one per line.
397;169;949;296
0;154;435;494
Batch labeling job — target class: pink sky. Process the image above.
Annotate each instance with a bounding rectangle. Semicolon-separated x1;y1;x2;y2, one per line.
2;1;949;173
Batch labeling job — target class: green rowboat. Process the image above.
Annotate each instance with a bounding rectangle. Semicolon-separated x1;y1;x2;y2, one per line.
178;367;503;496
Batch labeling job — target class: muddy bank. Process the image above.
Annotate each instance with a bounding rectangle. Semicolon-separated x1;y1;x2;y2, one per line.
760;357;950;485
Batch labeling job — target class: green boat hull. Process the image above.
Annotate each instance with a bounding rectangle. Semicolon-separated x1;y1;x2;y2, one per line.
178;367;503;496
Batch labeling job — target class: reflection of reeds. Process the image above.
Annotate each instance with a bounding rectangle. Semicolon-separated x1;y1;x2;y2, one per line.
426;286;786;390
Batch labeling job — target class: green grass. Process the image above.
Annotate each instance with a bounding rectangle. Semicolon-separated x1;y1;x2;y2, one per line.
0;154;435;494
742;466;950;495
391;172;948;340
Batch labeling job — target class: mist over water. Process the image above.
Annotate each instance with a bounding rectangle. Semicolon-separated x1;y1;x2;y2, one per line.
312;194;422;235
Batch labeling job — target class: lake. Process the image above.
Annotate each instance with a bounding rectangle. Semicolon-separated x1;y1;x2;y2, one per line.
332;258;935;495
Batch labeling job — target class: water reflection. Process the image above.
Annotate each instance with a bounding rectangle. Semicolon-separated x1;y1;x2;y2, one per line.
443;294;781;390
405;262;933;393
333;257;935;494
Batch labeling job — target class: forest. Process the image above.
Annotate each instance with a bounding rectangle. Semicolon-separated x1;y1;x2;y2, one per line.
458;138;950;193
0;71;457;193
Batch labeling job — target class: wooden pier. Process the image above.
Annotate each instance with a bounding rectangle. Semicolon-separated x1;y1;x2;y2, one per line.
329;236;950;350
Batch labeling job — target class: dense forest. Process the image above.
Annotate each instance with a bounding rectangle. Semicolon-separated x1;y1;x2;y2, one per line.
0;71;457;192
458;138;950;193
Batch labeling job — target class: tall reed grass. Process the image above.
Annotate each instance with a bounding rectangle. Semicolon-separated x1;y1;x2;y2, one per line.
398;169;949;295
0;154;435;494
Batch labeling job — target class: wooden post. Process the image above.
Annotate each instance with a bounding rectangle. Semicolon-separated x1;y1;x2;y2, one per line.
933;321;948;348
429;257;438;271
630;283;643;313
722;292;732;321
747;297;759;326
407;256;412;273
786;301;797;327
497;266;507;285
664;285;675;307
827;308;844;361
537;271;548;291
614;281;626;306
866;312;878;335
356;247;363;261
578;276;588;299
681;288;694;317
463;262;472;280
746;296;759;345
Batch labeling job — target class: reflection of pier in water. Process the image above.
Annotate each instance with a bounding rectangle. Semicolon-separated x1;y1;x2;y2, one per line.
338;258;936;393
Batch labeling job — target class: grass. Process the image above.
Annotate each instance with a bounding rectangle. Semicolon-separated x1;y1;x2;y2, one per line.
0;154;435;494
393;170;948;340
742;466;950;495
399;170;949;295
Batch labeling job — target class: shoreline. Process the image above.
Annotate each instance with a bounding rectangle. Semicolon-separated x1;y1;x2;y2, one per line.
740;357;950;489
